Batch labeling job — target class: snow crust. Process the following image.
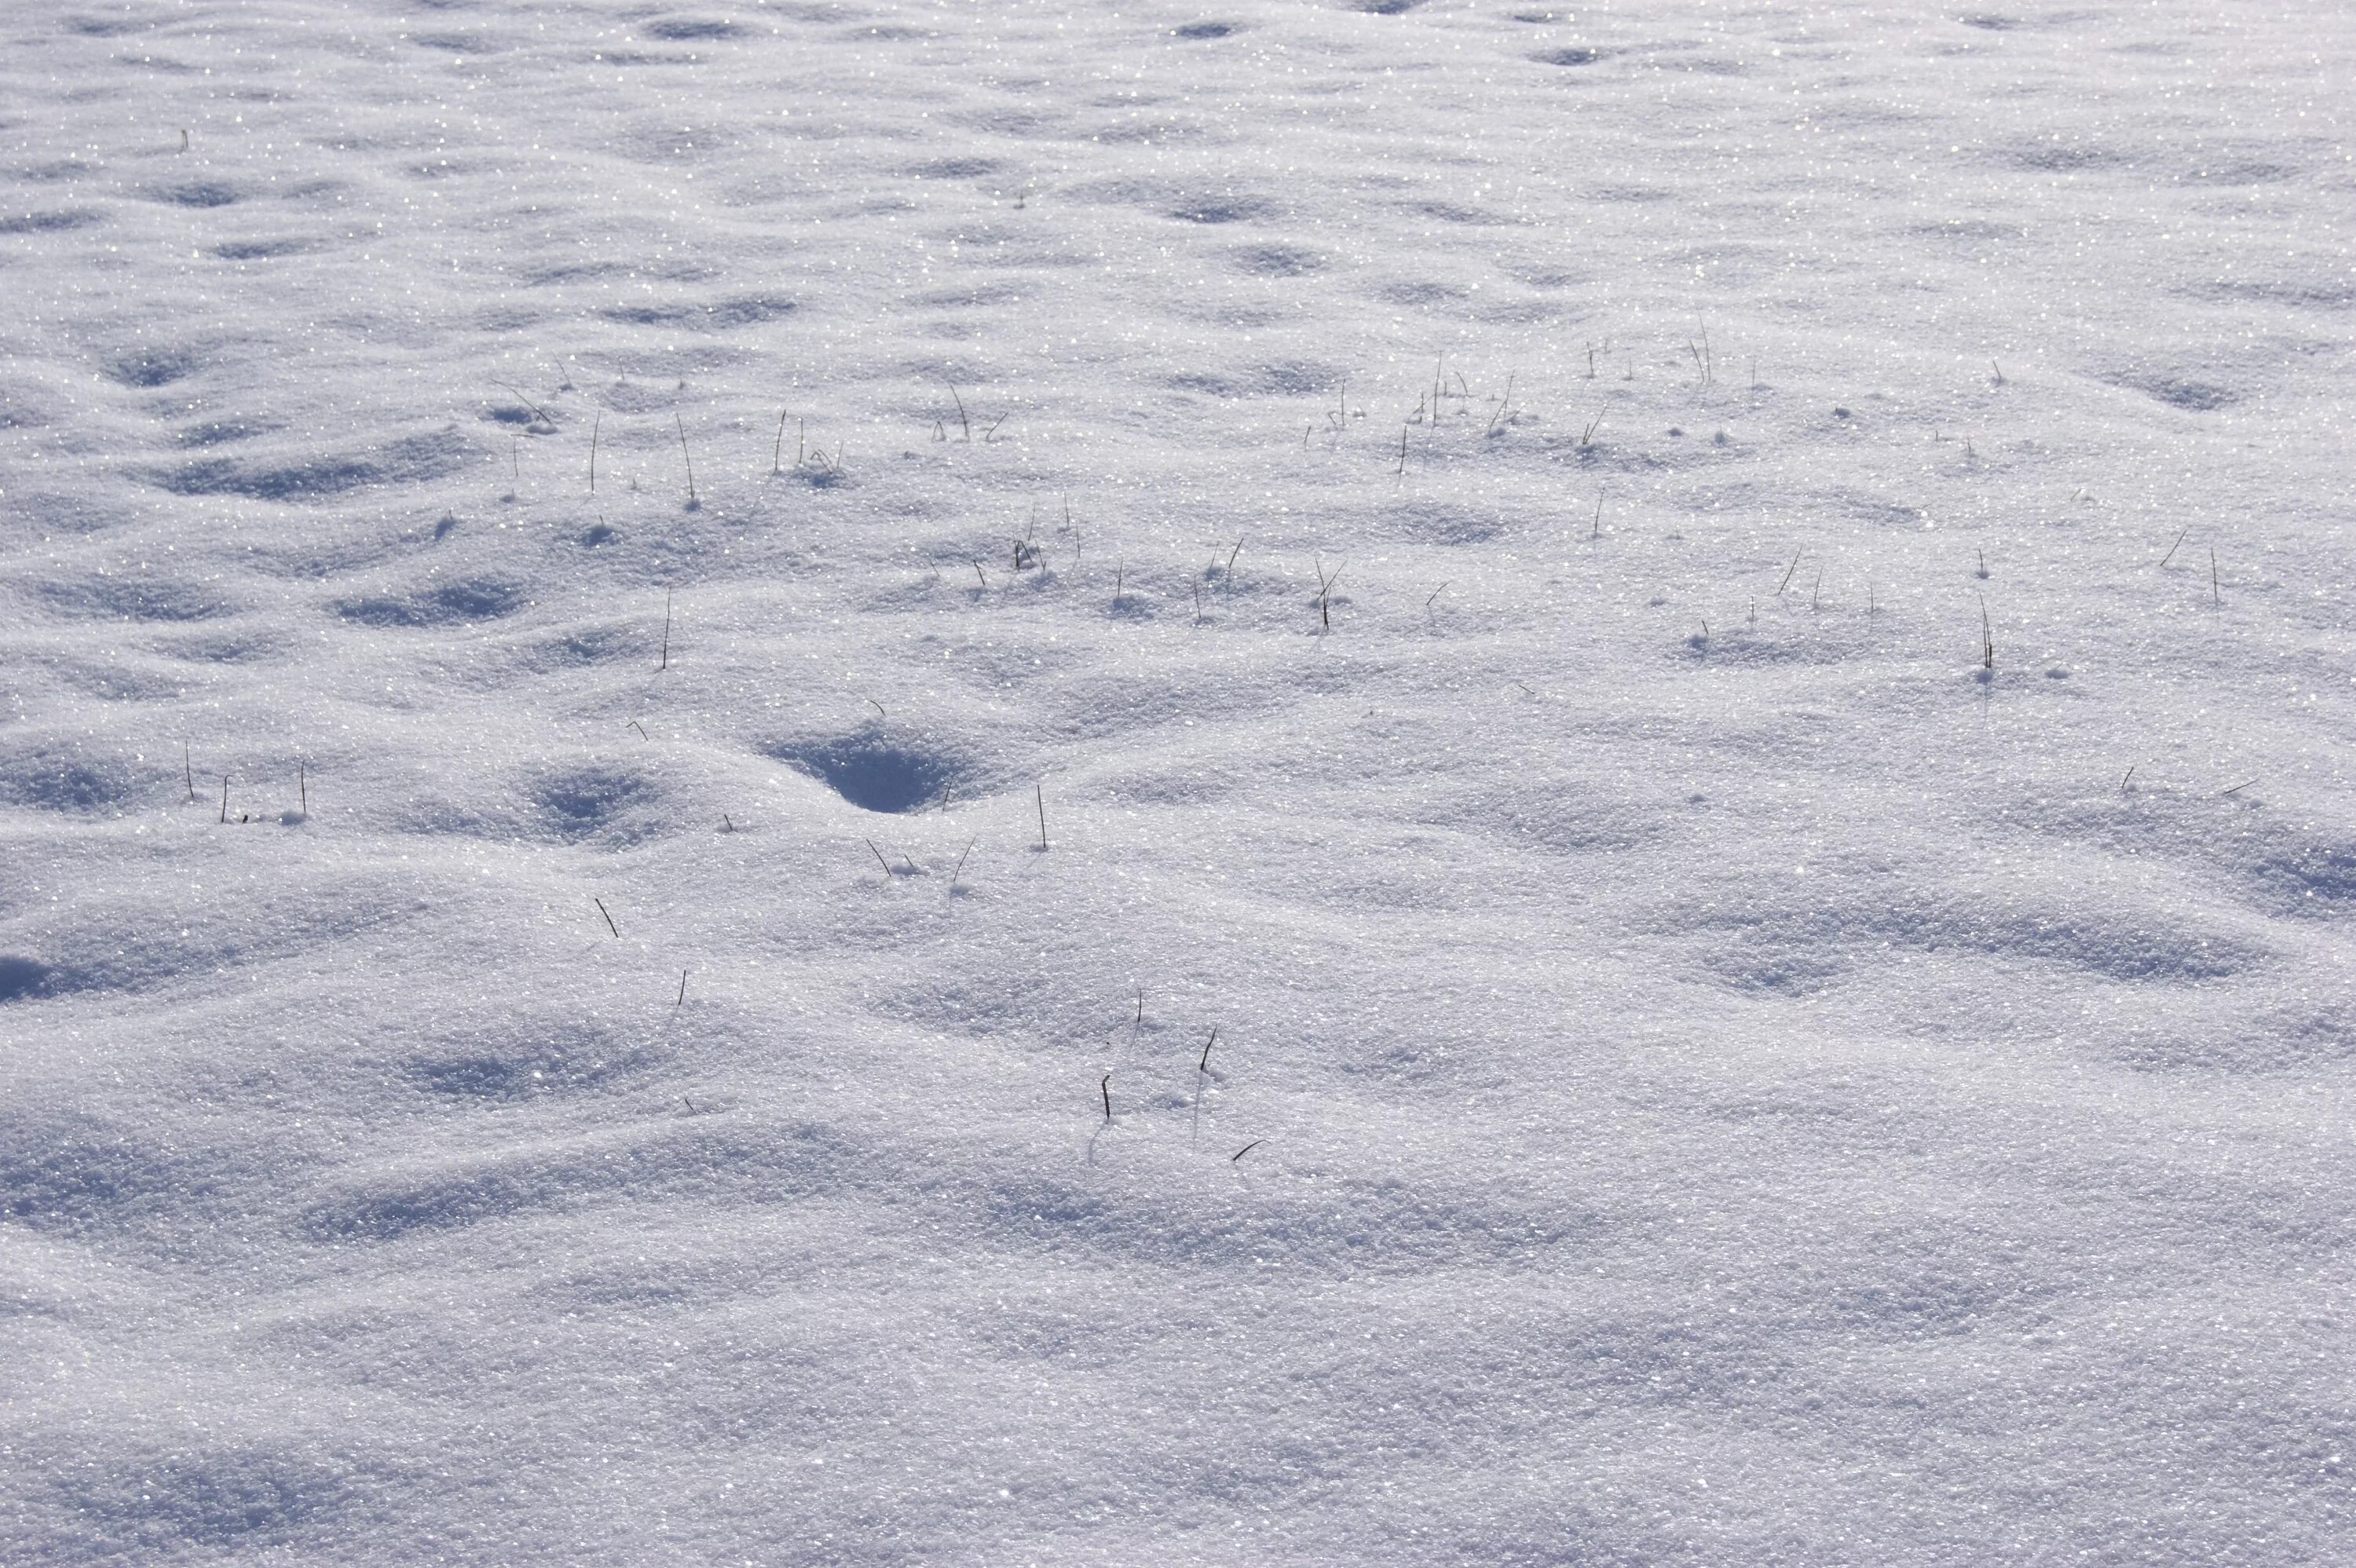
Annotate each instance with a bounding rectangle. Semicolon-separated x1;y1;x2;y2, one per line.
3;0;2354;1560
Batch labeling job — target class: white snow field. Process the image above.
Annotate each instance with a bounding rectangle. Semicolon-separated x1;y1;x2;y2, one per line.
3;0;2354;1561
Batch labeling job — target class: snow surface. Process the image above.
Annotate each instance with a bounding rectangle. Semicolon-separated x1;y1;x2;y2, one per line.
3;0;2354;1561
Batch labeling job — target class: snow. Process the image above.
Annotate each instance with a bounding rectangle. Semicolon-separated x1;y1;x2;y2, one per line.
3;0;2354;1560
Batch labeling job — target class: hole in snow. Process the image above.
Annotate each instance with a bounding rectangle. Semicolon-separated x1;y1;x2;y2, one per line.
768;735;967;814
0;956;50;1003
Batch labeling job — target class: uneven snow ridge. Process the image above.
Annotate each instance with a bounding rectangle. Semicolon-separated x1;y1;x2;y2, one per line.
3;0;2353;1562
